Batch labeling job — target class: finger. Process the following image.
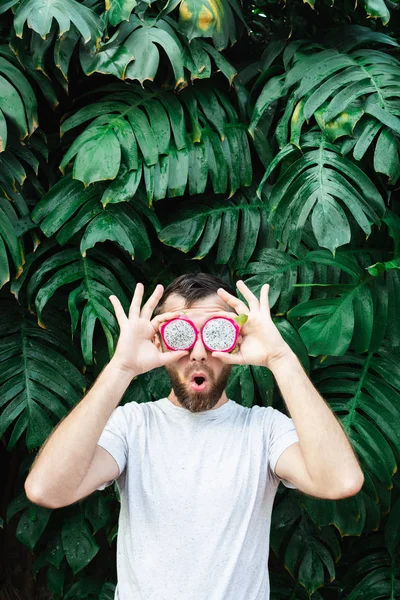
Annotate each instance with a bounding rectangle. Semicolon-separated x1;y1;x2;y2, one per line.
211;351;245;365
140;284;164;320
109;295;128;327
260;283;271;314
216;287;248;314
236;280;259;311
128;283;144;319
150;311;185;332
159;350;189;366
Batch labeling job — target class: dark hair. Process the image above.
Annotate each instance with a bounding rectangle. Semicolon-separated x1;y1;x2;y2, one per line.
154;273;236;316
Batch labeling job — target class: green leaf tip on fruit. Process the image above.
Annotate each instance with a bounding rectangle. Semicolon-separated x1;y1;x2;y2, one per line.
234;314;248;327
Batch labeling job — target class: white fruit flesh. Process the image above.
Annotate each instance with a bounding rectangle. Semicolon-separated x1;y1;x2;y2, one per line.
164;320;196;349
202;319;236;351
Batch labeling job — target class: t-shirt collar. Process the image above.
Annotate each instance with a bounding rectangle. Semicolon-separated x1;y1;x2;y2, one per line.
159;397;234;420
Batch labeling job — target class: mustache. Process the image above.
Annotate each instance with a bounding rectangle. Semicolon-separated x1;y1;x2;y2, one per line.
183;364;214;380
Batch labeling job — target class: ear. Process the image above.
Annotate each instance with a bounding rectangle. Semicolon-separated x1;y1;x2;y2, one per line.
153;331;163;351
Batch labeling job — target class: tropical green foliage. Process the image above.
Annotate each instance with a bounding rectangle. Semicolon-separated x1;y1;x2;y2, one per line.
0;0;400;594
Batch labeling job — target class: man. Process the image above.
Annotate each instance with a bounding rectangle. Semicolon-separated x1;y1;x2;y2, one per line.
25;274;364;600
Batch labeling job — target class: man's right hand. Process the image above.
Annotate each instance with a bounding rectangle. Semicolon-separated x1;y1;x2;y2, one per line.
109;283;188;377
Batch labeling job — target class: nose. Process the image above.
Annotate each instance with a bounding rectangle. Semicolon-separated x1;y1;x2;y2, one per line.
189;335;208;362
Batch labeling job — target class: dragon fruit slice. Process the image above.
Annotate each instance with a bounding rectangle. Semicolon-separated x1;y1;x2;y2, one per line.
201;317;239;352
160;317;197;351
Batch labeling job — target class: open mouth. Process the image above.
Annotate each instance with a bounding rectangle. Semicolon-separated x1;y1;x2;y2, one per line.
190;373;208;392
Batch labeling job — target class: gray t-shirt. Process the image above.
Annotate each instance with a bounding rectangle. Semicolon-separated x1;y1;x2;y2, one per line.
97;398;299;600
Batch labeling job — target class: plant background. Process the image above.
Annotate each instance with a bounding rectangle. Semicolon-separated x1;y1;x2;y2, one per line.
1;0;400;596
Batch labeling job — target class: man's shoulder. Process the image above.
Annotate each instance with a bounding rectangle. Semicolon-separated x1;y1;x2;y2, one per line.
232;403;288;427
117;400;156;414
112;400;151;424
116;398;169;419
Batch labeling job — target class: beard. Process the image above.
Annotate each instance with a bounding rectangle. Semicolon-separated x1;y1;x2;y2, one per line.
166;363;232;413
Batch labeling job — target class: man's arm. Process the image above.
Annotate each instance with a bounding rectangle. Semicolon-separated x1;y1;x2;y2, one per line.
213;280;364;500
270;351;363;499
25;283;189;509
25;360;134;509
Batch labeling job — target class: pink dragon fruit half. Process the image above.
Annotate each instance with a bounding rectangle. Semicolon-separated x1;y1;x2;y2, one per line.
201;317;239;352
160;317;197;351
160;314;248;352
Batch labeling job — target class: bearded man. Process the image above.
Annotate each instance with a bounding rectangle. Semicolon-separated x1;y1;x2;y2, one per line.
25;273;364;600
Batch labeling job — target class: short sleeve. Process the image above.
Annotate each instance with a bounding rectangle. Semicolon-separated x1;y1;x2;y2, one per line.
266;407;299;489
96;406;130;490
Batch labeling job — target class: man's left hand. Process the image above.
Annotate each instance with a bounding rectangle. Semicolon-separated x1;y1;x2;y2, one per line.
213;280;293;369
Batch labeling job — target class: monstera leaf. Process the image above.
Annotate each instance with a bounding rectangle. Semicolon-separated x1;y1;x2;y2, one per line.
0;134;47;201
12;500;52;551
271;491;341;594
60;85;251;200
340;533;400;598
300;488;383;539
7;0;102;95
239;248;345;315
367;257;400;276
182;38;237;83
257;131;385;255
0;196;26;287
80;16;185;86
0;300;86;449
272;347;400;549
30;496;112;591
13;0;103;47
32;531;64;577
173;0;246;50
0;47;38;148
284;46;400;183
81;13;237;85
31;175;154;259
250;29;400;183
6;29;61;104
158;187;266;269
62;512;100;573
99;582;116;600
314;347;400;499
0;143;44;283
322;25;399;53
302;0;392;23
284;47;400;132
270;572;324;600
105;0;137;26
287;251;399;356
63;576;115;599
12;243;137;364
33;531;66;596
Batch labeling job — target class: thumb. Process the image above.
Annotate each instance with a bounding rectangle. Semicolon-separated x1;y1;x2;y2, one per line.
160;350;189;366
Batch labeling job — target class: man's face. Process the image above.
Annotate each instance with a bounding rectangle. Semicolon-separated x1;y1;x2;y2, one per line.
155;293;235;413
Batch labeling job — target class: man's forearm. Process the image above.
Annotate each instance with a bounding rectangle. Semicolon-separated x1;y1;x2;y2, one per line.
25;359;135;503
269;350;363;493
